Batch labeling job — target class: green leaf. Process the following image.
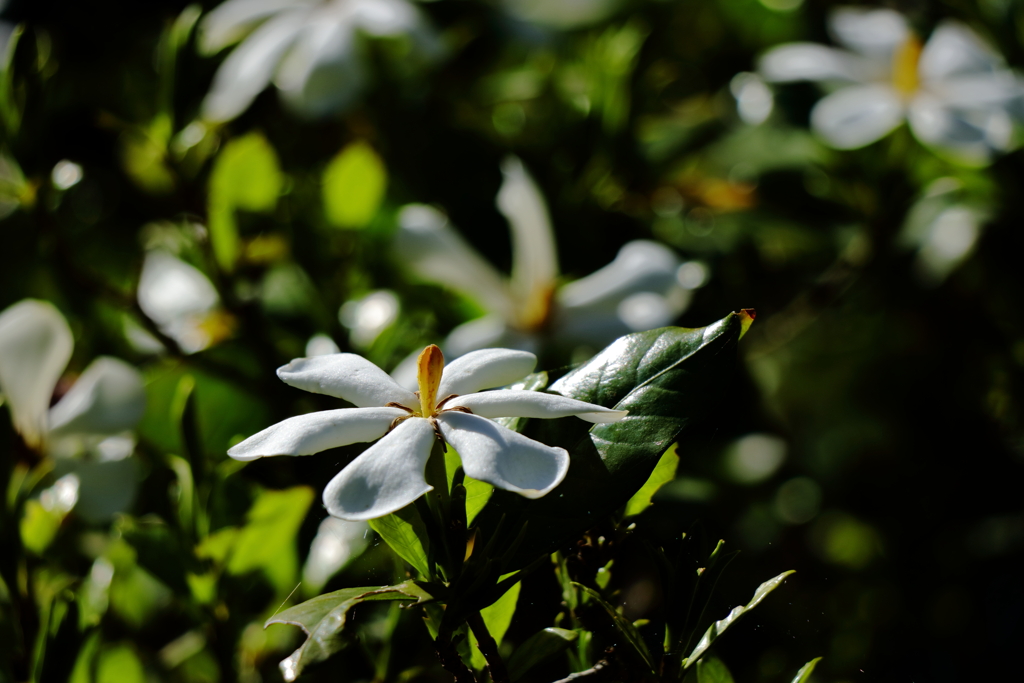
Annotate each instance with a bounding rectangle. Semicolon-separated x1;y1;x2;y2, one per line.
266;580;435;682
506;628;578;682
19;499;61;554
573;582;656;674
477;311;751;568
208;132;282;270
369;503;432;577
69;631;101;683
470;580;521;670
227;486;315;594
682;570;795;670
322;141;387;229
790;657;823;683
696;655;735;683
96;643;146;683
0;24;25;134
624;443;679;517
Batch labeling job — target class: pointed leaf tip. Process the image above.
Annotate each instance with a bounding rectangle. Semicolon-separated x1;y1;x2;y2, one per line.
738;309;756;338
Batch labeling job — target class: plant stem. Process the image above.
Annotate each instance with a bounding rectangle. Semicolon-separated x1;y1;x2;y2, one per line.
467;611;509;683
550;660;615;683
435;619;476;683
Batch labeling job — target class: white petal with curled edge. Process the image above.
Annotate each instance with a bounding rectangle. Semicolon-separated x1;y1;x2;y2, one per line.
277;354;418;407
48;357;146;437
323;417;435;520
198;0;307;54
393;204;515;321
437;412;568;499
919;21;1003;84
227;407;404;461
558;240;680;311
829;7;908;57
0;300;73;447
497;157;559;311
437;348;536;398
758;43;864;83
201;9;308;122
811;84;904;149
449;391;627;424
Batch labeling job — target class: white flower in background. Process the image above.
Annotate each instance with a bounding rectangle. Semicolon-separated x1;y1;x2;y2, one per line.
0;300;146;521
898;177;988;285
339;290;399;349
228;344;626;520
306;332;341;357
198;0;441;122
136;250;223;354
502;0;624;29
394;157;691;365
302;516;369;591
759;7;1024;162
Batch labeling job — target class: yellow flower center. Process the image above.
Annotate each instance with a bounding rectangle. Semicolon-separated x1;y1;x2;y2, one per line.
891;36;923;97
515;283;556;333
416;344;445;417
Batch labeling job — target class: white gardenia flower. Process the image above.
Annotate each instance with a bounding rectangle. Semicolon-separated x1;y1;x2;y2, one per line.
228;344;627;521
198;0;441;122
0;300;146;521
394;157;690;361
759;7;1024;162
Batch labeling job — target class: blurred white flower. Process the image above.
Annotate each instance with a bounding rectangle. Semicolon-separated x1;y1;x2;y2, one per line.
759;8;1024;162
0;300;146;521
339;290;399;349
228;344;626;520
136;250;223;354
302;516;369;591
198;0;441;122
730;72;774;125
305;332;341;357
394;157;691;368
502;0;624;29
898;177;988;285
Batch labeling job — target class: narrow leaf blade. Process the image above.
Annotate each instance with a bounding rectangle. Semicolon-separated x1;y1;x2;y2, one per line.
573;582;656;673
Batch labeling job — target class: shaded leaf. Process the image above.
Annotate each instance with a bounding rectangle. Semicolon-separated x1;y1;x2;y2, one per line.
624;442;679;517
573;582;656;673
507;628;578;682
682;570;795;669
266;581;435;682
369;503;432;577
322;141;387;229
790;657;822;683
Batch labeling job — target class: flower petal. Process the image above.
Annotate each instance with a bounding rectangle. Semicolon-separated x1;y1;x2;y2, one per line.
437;412;568;499
201;9;308;122
48;357;146;438
227;407;405;461
137;250;220;353
0;300;73;447
322;417;435;520
828;7;908;57
758;43;864;83
198;0;305;54
449;391;627;423
557;240;680;310
919;21;1004;83
437;348;536;398
497;157;560;315
393;204;515;321
908;93;1011;163
443;315;519;359
277;354;418;407
811;84;904;149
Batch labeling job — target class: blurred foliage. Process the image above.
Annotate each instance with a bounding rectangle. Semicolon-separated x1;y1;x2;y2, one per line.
2;0;1024;682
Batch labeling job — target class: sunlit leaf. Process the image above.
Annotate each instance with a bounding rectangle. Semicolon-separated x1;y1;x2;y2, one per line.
697;655;735;683
573;582;656;673
227;486;315;594
96;643;146;683
478;311;752;568
69;631;101;683
682;570;795;670
790;656;823;683
469;580;521;670
506;628;578;682
266;581;436;682
322;141;387;229
368;503;432;578
19;499;61;554
624;442;679;517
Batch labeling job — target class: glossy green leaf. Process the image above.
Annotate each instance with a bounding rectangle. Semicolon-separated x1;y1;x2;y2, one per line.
573;582;656;673
624;442;679;517
478;311;751;568
682;570;795;670
790;657;823;683
470;580;521;670
208;132;282;270
369;503;432;577
506;628;578;682
266;580;435;682
697;655;735;683
227;486;314;594
322;141;387;229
